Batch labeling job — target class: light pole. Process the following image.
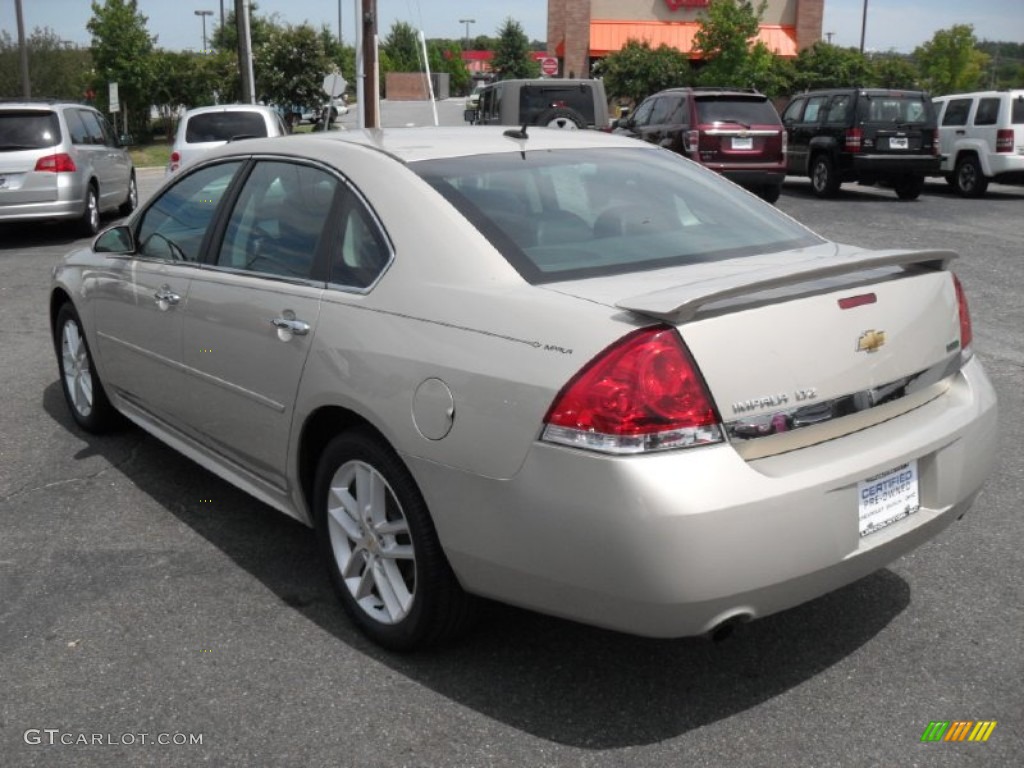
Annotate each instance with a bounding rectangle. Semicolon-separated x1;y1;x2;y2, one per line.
195;9;213;52
459;18;475;50
859;0;869;53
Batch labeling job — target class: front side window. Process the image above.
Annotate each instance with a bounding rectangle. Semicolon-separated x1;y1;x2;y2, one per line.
630;97;657;128
135;161;242;262
781;98;805;123
415;147;822;284
216;160;339;280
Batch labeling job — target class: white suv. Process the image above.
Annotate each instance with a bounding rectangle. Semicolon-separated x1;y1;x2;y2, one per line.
933;90;1024;196
167;104;289;176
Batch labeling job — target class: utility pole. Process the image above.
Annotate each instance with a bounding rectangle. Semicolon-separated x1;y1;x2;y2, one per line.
859;0;869;53
195;10;213;52
360;0;379;128
459;18;475;50
235;0;256;103
15;0;31;97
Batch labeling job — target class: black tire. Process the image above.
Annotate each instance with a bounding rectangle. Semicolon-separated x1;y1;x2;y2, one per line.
78;183;100;237
313;429;474;651
537;107;584;129
758;184;782;204
810;154;840;198
953;155;988;198
119;173;138;216
893;175;924;200
54;303;120;433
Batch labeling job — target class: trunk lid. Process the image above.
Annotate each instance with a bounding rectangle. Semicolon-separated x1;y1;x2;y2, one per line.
545;245;963;458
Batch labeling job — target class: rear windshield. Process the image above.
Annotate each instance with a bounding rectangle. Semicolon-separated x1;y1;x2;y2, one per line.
858;93;933;124
519;85;597;125
695;97;779;126
185;111;268;143
413;147;821;284
0;111;62;151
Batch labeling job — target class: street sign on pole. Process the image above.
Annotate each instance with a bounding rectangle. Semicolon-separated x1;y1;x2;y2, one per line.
540;57;559;77
323;73;348;98
108;82;120;113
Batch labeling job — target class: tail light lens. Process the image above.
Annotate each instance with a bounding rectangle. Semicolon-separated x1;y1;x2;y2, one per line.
34;153;76;173
844;128;863;153
169;150;181;172
953;274;973;358
542;326;722;454
996;129;1014;153
932;129;941;156
684;129;700;154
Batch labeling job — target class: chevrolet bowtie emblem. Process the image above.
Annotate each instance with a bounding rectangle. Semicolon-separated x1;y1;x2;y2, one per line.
857;330;886;353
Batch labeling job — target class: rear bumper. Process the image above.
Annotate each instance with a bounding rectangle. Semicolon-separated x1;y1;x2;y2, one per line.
408;357;998;637
849;154;941;178
718;168;786;188
0;176;88;223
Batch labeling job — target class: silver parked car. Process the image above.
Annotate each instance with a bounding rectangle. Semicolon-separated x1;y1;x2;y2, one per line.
167;104;289;175
50;127;997;650
0;99;136;235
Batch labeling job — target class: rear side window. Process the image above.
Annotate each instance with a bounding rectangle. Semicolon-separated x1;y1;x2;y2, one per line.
863;94;932;123
941;99;971;126
0;111;61;151
185;112;269;143
695;97;780;125
971;98;999;126
1013;98;1024;124
825;95;853;123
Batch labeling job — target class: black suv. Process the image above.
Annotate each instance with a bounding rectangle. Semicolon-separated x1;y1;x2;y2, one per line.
781;88;940;200
612;87;787;203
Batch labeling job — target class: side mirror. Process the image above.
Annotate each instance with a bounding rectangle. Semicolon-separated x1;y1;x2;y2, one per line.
94;225;135;255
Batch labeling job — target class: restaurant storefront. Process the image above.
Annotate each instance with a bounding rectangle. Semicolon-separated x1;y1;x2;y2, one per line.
547;0;825;78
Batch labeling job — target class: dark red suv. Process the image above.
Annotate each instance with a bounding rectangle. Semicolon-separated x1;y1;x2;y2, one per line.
612;87;787;203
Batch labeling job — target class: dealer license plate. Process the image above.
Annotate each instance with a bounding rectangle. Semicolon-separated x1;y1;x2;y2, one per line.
889;137;909;150
857;460;919;537
732;136;753;150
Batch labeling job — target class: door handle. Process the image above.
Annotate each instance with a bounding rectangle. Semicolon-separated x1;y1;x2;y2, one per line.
272;317;310;336
154;288;180;305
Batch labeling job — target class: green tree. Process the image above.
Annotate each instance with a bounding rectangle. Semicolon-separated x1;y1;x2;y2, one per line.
255;23;332;109
87;0;156;138
868;53;920;89
429;40;471;95
977;41;1024;89
149;49;224;139
0;28;93;100
595;39;691;104
913;25;989;95
492;18;538;80
790;42;872;91
383;21;421;72
692;0;765;86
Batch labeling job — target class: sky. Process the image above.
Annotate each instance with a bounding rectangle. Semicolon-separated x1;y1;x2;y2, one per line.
3;0;1022;55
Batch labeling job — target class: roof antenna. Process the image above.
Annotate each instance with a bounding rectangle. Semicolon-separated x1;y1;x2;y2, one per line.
503;124;528;140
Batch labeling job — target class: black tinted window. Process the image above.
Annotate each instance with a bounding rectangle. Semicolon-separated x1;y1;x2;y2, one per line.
185;112;268;143
63;109;90;144
781;98;805;122
862;94;932;123
695;97;780;125
519;86;596;124
974;98;1000;126
941;99;971;126
0;111;61;150
1013;98;1024;124
332;191;391;289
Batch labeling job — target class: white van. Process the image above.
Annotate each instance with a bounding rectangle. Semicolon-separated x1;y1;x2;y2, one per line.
932;90;1024;196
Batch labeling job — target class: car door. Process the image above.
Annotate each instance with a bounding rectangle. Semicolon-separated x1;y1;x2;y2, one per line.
780;96;807;173
177;159;338;488
90;160;244;425
76;109;127;210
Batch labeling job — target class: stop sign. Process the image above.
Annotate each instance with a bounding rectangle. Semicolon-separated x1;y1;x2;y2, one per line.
540;57;559;77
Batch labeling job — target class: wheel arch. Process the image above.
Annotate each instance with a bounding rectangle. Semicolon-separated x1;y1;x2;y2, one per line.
805;140;837;177
49;287;74;348
296;404;395;520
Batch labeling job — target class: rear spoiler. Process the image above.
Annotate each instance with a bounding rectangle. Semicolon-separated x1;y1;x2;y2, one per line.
615;249;956;322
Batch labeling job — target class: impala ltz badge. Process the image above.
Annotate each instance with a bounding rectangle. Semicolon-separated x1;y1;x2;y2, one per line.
857;330;886;353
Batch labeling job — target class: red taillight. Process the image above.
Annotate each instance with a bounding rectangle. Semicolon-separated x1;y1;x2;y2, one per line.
953;274;973;355
169;150;181;172
996;129;1014;153
542;326;722;454
844;128;863;153
34;153;76;173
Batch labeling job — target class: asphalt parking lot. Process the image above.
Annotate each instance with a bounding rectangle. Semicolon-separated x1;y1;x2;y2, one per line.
1;113;1022;766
